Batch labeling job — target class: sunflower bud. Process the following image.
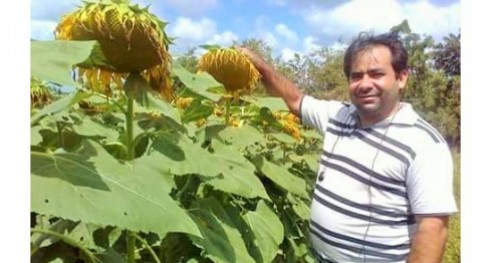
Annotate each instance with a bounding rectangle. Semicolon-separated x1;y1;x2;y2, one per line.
197;48;260;96
55;0;174;101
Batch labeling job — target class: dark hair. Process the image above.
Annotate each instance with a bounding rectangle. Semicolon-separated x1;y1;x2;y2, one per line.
343;32;408;78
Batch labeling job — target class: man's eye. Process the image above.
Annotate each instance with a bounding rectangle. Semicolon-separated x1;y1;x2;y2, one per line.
350;74;362;80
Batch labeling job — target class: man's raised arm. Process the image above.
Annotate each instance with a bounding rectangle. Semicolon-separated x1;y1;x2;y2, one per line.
237;47;304;117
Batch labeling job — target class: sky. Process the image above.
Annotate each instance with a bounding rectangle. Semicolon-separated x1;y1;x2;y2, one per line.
30;0;461;60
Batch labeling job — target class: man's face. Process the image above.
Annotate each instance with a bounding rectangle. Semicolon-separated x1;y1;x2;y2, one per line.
348;45;408;124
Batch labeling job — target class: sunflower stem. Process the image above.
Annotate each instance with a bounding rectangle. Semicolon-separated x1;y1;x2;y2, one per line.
225;98;231;125
126;231;136;263
125;84;136;263
126;96;135;160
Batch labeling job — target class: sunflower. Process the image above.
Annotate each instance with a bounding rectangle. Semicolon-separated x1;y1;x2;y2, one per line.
55;0;174;101
30;78;54;108
197;48;260;98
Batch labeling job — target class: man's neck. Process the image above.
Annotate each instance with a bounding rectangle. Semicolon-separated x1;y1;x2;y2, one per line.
358;102;402;127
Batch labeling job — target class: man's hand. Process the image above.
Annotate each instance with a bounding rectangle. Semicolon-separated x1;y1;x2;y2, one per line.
407;215;450;263
236;46;304;116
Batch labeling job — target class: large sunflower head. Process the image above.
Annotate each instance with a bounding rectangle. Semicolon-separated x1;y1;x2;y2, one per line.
197;48;260;96
55;0;174;100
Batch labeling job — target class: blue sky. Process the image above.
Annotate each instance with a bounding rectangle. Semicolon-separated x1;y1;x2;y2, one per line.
31;0;460;60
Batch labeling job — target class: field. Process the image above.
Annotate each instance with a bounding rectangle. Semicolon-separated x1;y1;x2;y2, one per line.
443;150;461;263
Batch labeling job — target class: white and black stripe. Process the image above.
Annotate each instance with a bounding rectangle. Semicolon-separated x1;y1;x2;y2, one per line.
313;191;414;226
310;227;409;262
315;184;411;219
415;118;446;143
319;158;408;198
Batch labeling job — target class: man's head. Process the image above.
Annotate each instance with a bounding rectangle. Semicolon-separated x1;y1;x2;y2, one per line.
343;32;409;126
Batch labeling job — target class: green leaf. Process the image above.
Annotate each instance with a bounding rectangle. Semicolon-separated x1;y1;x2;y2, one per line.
96;248;127;263
258;158;308;198
142;132;223;177
287;193;310;220
244;201;284;263
270;132;297;144
206;124;265;149
31;91;92;126
31;40;96;86
31;140;201;237
251;97;289;112
135;90;183;125
172;63;223;101
31;125;44;146
189;198;256;263
206;140;270;200
72;117;120;142
303;154;320;172
301;129;322;139
181;98;214;124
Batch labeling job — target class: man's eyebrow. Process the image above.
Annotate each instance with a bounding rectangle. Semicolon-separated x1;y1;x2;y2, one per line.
350;68;385;75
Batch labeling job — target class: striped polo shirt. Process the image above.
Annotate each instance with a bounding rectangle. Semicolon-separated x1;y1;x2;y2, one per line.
300;95;457;263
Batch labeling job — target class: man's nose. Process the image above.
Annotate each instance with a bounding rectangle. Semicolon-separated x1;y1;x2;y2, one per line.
358;74;373;90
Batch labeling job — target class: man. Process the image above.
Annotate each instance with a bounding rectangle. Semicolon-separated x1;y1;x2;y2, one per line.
238;32;457;263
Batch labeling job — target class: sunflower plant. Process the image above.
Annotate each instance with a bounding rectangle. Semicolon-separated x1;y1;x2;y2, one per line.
30;1;321;263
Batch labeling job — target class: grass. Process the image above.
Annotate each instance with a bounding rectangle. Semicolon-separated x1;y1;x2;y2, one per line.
443;150;461;263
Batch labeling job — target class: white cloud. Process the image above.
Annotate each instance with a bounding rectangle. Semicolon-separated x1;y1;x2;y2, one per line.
207;31;239;46
169;17;239;55
275;23;298;42
303;36;321;53
262;32;278;48
171;17;217;42
280;47;300;61
303;0;460;43
402;0;460;38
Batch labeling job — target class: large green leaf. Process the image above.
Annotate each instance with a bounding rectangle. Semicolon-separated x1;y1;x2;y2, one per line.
140;132;224;178
135;92;182;125
244;201;284;263
206;124;266;149
172;63;223;101
31;40;96;86
142;132;270;200
206;140;270;200
31;140;201;237
258;158;308;198
189;198;256;263
72;116;120;142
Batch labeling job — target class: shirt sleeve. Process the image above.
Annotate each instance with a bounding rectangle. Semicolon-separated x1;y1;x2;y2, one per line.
300;95;347;135
406;142;458;215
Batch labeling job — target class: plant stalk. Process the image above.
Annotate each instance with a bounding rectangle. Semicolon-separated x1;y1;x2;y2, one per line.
125;79;136;263
31;229;98;263
225;98;231;125
126;96;135;160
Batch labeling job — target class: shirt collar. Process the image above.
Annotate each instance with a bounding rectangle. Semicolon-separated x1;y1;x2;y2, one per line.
347;102;419;128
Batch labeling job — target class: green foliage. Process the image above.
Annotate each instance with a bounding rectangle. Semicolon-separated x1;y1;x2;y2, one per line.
31;39;320;262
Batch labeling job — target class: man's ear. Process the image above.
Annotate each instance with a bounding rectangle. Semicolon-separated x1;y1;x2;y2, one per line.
397;69;409;91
